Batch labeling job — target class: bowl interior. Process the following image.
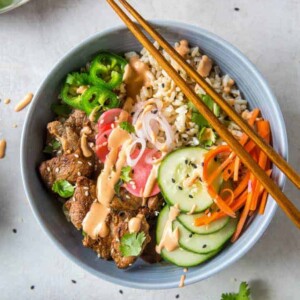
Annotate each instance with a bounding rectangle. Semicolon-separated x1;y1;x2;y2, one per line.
21;21;287;289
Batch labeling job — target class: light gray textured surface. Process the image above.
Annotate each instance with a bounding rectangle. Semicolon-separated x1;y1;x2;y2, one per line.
0;0;299;299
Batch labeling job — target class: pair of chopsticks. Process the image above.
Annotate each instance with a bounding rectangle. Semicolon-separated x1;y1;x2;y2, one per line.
107;0;300;228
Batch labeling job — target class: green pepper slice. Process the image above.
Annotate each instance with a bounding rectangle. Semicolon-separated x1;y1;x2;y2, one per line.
89;52;127;90
81;86;120;115
61;83;83;110
60;72;90;110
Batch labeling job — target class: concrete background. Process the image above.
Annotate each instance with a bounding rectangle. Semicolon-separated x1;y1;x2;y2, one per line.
0;0;299;299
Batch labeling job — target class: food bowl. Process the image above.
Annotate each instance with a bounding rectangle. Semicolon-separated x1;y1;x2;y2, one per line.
21;21;287;289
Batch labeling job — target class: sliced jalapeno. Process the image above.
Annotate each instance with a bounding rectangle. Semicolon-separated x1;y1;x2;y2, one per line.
60;72;90;110
81;86;119;116
89;52;127;90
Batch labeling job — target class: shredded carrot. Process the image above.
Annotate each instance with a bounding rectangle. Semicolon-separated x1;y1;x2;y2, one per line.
231;180;253;242
250;120;271;211
207;186;236;218
204;145;231;185
202;146;236;217
258;189;269;215
221;188;235;206
195;189;248;226
232;171;250;199
233;157;240;181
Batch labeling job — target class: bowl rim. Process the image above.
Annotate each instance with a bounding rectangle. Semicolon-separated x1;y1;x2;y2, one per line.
20;20;288;289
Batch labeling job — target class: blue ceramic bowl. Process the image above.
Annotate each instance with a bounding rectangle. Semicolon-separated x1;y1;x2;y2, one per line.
21;21;287;289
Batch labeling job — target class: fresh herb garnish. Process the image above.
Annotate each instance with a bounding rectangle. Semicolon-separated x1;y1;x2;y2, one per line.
190;94;220;128
198;127;216;147
114;179;124;196
43;139;61;154
51;103;72;117
52;180;75;198
221;282;251;300
120;166;132;183
119;121;135;133
120;232;146;257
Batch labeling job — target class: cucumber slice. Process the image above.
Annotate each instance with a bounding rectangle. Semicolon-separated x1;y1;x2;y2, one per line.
173;217;238;254
161;245;219;267
158;147;222;213
156;205;219;267
177;213;229;235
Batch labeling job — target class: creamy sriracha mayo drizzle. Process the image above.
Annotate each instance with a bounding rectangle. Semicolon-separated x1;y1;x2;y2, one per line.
82;113;132;239
128;214;144;233
156;204;180;253
123;55;154;99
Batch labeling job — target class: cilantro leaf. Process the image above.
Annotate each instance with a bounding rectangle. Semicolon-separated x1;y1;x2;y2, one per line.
198;127;216;147
51;102;72;117
66;72;90;86
120;232;146;257
52;180;75;198
221;282;251;300
119;121;135;133
120;166;132;182
190;94;221;128
43;139;61;154
114;179;124;196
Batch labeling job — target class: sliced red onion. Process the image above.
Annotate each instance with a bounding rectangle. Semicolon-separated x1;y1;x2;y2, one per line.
143;112;175;151
126;137;146;167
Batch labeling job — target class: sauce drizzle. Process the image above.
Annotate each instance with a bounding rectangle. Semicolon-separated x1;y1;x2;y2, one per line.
123;55;154;99
156;205;180;254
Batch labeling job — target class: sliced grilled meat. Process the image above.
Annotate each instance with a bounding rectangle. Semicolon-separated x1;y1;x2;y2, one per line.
64;177;96;229
47;120;80;154
65;109;96;140
111;214;151;269
39;150;94;188
82;234;112;260
110;188;143;211
141;219;162;264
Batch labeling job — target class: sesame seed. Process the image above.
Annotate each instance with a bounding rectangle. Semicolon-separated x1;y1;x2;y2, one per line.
202;244;207;248
83;187;89;190
78;161;83;164
30;285;35;290
234;7;240;11
85;191;89;196
12;228;17;233
119;290;123;294
88;162;92;166
171;178;176;183
189;195;193;198
162;83;165;88
71;280;77;284
178;186;183;190
151;109;158;114
55;167;59;173
191;163;197;168
189;233;193;238
74;154;79;158
104;134;108;139
77;172;81;176
47;167;50;172
176;294;180;299
185;159;188;164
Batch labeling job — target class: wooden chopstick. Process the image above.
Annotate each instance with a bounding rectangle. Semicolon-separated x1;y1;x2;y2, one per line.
118;0;300;190
106;0;300;228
